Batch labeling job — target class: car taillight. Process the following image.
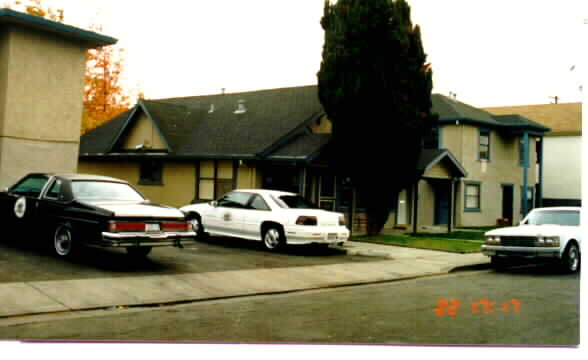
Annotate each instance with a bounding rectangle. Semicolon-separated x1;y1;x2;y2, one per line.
161;221;191;232
108;221;145;232
296;216;318;226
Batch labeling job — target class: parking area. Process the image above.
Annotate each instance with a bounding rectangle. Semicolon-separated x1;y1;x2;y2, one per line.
0;236;383;283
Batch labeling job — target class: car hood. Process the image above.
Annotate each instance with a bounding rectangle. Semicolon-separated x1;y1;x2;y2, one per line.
80;200;183;218
485;225;578;238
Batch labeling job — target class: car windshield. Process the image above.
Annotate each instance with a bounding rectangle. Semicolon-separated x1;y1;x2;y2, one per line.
272;195;317;209
71;181;145;201
525;210;580;226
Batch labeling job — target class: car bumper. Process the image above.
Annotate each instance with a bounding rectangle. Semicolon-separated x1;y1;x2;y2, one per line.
481;245;561;259
97;231;197;248
284;226;350;245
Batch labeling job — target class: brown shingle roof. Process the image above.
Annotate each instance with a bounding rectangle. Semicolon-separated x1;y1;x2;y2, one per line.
484;103;582;136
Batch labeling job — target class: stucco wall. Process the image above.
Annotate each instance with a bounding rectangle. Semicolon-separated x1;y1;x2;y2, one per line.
78;161;196;208
0;137;79;187
121;113;168;150
442;124;538;227
542;136;581;201
0;25;87;188
237;162;263;189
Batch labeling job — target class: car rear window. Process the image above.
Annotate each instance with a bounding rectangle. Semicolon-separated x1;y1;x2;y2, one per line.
526;210;580;226
272;195;317;209
71;181;145;201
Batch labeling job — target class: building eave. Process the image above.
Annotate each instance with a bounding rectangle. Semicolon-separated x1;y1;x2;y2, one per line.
0;8;117;47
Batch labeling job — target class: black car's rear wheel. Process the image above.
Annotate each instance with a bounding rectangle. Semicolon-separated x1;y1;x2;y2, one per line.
54;225;74;257
126;246;152;258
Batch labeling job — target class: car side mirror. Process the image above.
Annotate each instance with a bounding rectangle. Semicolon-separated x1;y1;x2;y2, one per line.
211;200;218;207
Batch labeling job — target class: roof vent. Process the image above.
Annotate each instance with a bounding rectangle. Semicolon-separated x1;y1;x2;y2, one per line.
234;99;247;114
208;104;215;113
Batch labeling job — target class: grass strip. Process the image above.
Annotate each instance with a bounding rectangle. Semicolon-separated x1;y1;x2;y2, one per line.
353;234;482;253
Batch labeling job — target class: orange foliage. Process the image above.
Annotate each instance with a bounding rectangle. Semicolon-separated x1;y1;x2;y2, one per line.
82;37;132;134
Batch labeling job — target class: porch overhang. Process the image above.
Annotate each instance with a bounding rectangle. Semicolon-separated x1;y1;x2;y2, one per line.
417;148;467;179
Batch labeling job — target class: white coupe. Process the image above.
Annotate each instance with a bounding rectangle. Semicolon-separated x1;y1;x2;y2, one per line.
482;207;581;272
180;189;350;251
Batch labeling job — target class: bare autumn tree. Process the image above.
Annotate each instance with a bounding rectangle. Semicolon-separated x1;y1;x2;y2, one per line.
3;0;139;134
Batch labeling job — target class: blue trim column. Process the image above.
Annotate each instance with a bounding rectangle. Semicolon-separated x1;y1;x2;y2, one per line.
537;136;544;207
522;132;529;216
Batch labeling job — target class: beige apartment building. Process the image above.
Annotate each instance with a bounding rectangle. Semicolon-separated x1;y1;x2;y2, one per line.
0;8;116;189
79;86;549;231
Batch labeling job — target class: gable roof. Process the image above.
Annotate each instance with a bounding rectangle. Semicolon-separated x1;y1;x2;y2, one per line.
0;8;116;47
483;102;581;136
81;85;547;164
432;94;550;134
417;148;467;178
80;85;324;161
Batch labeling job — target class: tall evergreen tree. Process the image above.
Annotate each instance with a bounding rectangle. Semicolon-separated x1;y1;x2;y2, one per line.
318;0;435;235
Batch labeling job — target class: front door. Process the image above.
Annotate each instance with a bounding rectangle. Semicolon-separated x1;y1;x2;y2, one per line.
434;182;450;225
502;185;514;225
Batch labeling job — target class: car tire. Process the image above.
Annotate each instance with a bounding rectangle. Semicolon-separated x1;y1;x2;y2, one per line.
126;246;152;258
561;242;580;273
490;256;508;270
262;226;284;251
187;213;206;239
54;225;75;257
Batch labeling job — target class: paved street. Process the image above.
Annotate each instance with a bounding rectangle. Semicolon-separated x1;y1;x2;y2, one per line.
0;264;579;345
0;236;379;283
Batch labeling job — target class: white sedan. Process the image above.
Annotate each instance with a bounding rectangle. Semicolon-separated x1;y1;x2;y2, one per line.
180;189;350;251
482;207;581;272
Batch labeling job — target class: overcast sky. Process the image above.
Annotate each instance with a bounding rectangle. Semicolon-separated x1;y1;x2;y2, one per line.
40;0;588;107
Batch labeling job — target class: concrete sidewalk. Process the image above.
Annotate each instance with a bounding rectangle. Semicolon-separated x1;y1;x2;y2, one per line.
0;242;489;318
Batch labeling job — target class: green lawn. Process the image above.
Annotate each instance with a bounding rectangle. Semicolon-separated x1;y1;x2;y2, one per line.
410;230;486;241
352;234;483;253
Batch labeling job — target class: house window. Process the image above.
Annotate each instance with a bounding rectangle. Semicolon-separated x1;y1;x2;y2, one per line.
479;129;490;160
464;182;481;212
139;161;163;185
197;160;235;200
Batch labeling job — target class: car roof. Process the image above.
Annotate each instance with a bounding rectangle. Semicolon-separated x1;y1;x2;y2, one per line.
34;173;129;183
532;207;581;212
233;189;297;197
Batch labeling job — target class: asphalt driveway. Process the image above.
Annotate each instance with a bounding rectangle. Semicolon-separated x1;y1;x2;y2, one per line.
0;236;382;283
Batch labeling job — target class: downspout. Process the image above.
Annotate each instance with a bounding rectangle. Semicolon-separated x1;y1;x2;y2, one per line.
522;131;529;216
537;136;544;207
447;178;454;233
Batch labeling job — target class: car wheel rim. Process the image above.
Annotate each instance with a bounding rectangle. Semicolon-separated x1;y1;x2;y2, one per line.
264;229;280;249
190;219;200;233
54;227;71;256
568;246;579;272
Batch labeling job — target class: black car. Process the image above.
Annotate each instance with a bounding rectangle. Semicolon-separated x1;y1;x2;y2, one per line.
0;173;196;258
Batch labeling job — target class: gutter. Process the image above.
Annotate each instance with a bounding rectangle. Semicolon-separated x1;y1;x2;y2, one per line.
0;8;117;47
